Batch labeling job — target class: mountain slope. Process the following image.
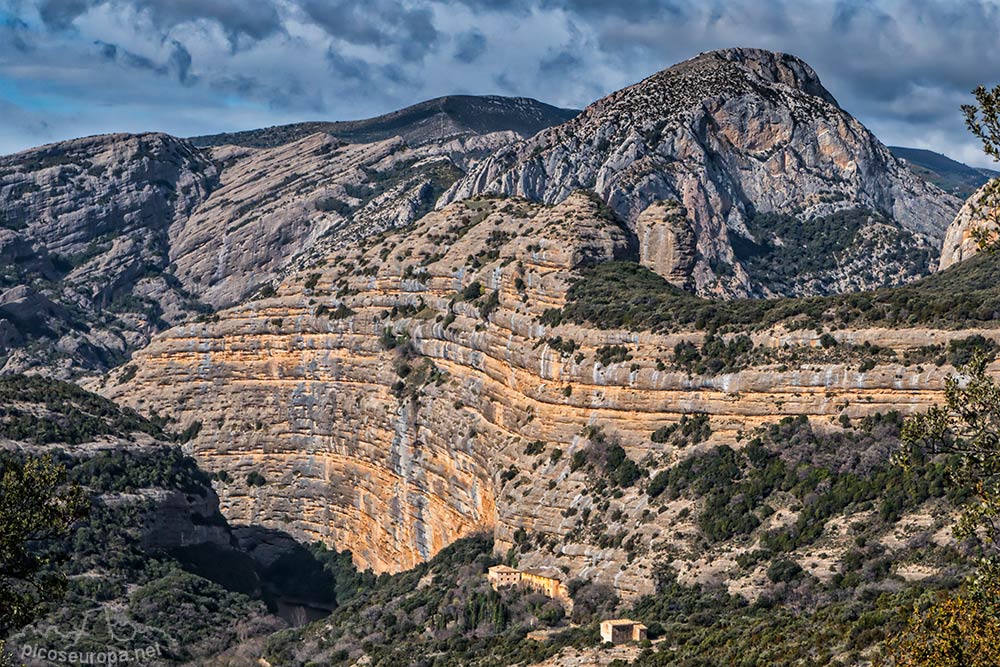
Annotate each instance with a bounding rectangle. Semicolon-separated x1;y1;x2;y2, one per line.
890;145;999;199
0;119;523;375
189;95;580;149
441;48;961;298
0;133;217;377
169;133;470;308
110;190;987;610
0;374;371;666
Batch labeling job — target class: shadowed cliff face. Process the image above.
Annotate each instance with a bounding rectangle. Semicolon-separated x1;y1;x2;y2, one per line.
440;48;961;298
107;191;990;599
0;133;217;377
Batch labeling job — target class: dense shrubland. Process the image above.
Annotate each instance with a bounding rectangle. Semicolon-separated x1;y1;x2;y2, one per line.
264;535;597;667
0;376;365;665
545;255;1000;333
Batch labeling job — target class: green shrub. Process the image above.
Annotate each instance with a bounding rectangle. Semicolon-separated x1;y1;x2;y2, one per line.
650;414;711;447
461;281;483;301
479;290;500;319
596;345;632;366
551;255;1000;334
246;470;267;487
767;558;804;583
946;334;998;367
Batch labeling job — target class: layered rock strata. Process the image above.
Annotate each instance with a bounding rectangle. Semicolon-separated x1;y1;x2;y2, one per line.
110;192;990;600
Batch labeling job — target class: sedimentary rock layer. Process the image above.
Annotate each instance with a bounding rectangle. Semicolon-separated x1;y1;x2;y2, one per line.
110;192;993;599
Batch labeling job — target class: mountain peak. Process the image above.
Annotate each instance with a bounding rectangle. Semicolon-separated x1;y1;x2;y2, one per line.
695;47;838;105
575;47;840;137
441;49;960;299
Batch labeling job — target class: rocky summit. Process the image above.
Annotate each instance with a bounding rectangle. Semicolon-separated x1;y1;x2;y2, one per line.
442;48;962;297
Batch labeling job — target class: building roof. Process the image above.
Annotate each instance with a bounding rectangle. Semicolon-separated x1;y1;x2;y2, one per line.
488;565;519;574
601;618;647;628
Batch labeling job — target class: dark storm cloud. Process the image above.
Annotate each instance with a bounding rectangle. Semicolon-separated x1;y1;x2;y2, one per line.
453;0;686;16
36;0;89;29
37;0;284;41
324;47;375;84
2;0;1000;168
538;49;581;78
453;29;486;63
1;15;34;51
167;39;193;84
135;0;284;41
94;38;194;85
301;0;439;61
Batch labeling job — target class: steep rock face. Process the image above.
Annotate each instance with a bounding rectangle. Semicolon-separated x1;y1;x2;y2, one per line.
169;133;465;307
636;200;695;288
110;193;632;574
0;125;518;375
0;133;217;376
110;192;985;601
174;130;531;309
441;48;960;297
137;487;233;551
939;181;998;269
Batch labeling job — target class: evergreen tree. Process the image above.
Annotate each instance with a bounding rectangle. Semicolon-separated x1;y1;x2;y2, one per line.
0;455;88;665
962;84;1000;252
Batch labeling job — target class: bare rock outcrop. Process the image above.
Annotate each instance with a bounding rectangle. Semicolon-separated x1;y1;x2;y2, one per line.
109;191;989;601
939;180;999;269
441;48;961;297
0;127;520;376
0;132;217;377
636;200;695;287
168;133;464;307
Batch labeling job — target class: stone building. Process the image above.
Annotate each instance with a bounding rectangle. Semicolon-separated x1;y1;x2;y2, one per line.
486;565;572;609
600;619;648;644
520;570;570;601
486;564;521;589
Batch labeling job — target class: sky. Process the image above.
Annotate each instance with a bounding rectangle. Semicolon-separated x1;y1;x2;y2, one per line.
1;0;999;168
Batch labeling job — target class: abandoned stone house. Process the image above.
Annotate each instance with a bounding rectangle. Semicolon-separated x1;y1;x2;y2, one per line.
600;619;648;644
486;565;572;609
486;565;521;589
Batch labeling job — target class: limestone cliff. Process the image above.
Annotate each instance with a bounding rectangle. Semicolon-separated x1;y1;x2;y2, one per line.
636;201;696;288
109;191;986;601
0;133;216;377
939;179;999;269
440;48;961;298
